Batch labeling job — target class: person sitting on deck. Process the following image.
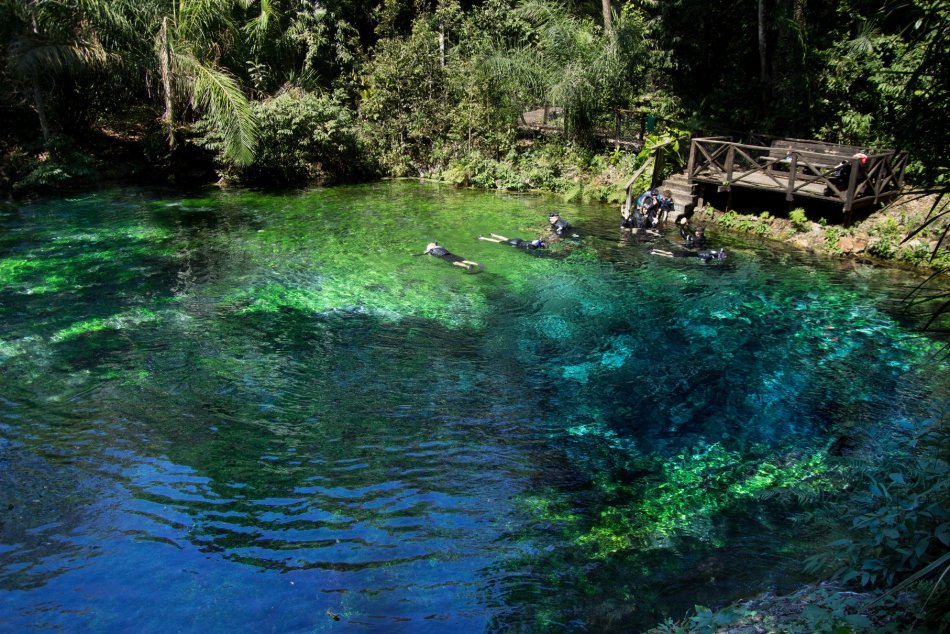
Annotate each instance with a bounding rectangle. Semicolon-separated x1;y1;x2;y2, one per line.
423;242;481;271
824;153;868;197
650;247;726;262
548;212;576;238
478;234;547;250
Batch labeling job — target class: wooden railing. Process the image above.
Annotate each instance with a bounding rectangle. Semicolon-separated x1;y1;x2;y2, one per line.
518;106;660;150
687;137;907;223
621;135;689;215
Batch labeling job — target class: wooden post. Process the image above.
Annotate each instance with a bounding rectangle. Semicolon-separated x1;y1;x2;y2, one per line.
639;114;646;143
844;156;860;227
652;149;665;189
785;152;797;201
721;144;735;192
686;140;697;181
614;108;621;151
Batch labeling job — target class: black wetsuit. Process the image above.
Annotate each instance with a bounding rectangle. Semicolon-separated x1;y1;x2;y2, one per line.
657;196;674;215
684;232;707;249
507;238;545;250
550;218;572;237
634;211;655;230
663;248;725;262
696;249;724;262
427;245;464;264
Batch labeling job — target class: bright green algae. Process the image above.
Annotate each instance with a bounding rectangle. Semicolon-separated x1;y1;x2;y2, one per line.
0;183;946;631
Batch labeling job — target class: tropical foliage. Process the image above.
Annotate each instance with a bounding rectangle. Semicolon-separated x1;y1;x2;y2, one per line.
1;0;949;628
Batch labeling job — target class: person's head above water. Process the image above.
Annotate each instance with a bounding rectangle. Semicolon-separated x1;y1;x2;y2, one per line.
695;225;705;235
425;242;439;252
530;238;546;248
548;212;560;223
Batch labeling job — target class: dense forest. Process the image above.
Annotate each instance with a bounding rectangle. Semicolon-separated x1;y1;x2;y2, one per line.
2;2;950;630
0;0;947;193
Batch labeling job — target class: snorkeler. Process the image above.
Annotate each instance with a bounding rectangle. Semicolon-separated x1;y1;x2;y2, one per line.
478;234;546;250
678;217;707;248
548;212;577;238
420;242;481;271
650;247;726;262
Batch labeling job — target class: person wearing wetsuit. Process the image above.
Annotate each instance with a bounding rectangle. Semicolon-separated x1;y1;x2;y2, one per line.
479;234;546;250
651;247;726;262
634;204;656;230
548;212;574;237
677;218;707;248
620;206;637;229
656;190;674;217
423;242;481;270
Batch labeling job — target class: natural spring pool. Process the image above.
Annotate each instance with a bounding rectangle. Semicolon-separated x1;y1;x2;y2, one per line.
0;181;946;631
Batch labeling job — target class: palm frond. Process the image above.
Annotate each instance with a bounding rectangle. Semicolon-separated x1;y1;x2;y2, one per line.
176;52;258;166
9;34;109;79
242;0;276;50
177;0;238;44
848;19;880;56
479;45;547;101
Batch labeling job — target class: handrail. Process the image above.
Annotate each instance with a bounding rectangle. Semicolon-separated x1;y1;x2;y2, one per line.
686;137;905;225
622;136;689;214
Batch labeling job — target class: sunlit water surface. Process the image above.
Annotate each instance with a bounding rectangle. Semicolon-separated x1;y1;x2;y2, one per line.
0;182;946;631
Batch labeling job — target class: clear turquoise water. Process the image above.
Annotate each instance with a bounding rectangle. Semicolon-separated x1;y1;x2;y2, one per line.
0;181;945;631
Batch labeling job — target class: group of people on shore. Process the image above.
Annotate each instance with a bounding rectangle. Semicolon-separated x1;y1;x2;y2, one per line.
624;187;726;263
421;195;725;271
622;188;675;233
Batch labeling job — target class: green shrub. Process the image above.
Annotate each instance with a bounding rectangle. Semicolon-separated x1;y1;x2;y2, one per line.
358;21;449;176
717;210;772;236
868;237;897;259
824;227;845;253
789;208;810;231
11;135;96;193
196;89;366;186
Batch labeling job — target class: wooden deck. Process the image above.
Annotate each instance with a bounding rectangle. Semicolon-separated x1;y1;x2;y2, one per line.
519;107;647;150
687;137;907;224
692;168;836;200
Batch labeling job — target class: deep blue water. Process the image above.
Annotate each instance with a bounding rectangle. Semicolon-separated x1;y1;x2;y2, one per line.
0;182;946;631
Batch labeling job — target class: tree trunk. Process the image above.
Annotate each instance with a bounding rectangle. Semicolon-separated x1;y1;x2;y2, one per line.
32;75;50;143
602;0;612;32
438;23;445;68
758;0;769;107
158;17;176;149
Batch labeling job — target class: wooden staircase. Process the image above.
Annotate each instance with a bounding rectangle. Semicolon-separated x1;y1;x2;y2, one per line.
657;172;697;220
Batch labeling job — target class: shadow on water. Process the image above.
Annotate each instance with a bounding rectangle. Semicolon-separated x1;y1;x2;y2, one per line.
0;182;946;631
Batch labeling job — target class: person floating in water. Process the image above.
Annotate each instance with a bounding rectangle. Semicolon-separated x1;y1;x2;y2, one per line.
650;247;726;262
421;242;481;271
548;212;577;238
678;217;707;248
478;234;546;250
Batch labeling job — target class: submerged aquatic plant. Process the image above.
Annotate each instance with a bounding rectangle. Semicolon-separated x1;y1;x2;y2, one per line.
572;443;848;557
